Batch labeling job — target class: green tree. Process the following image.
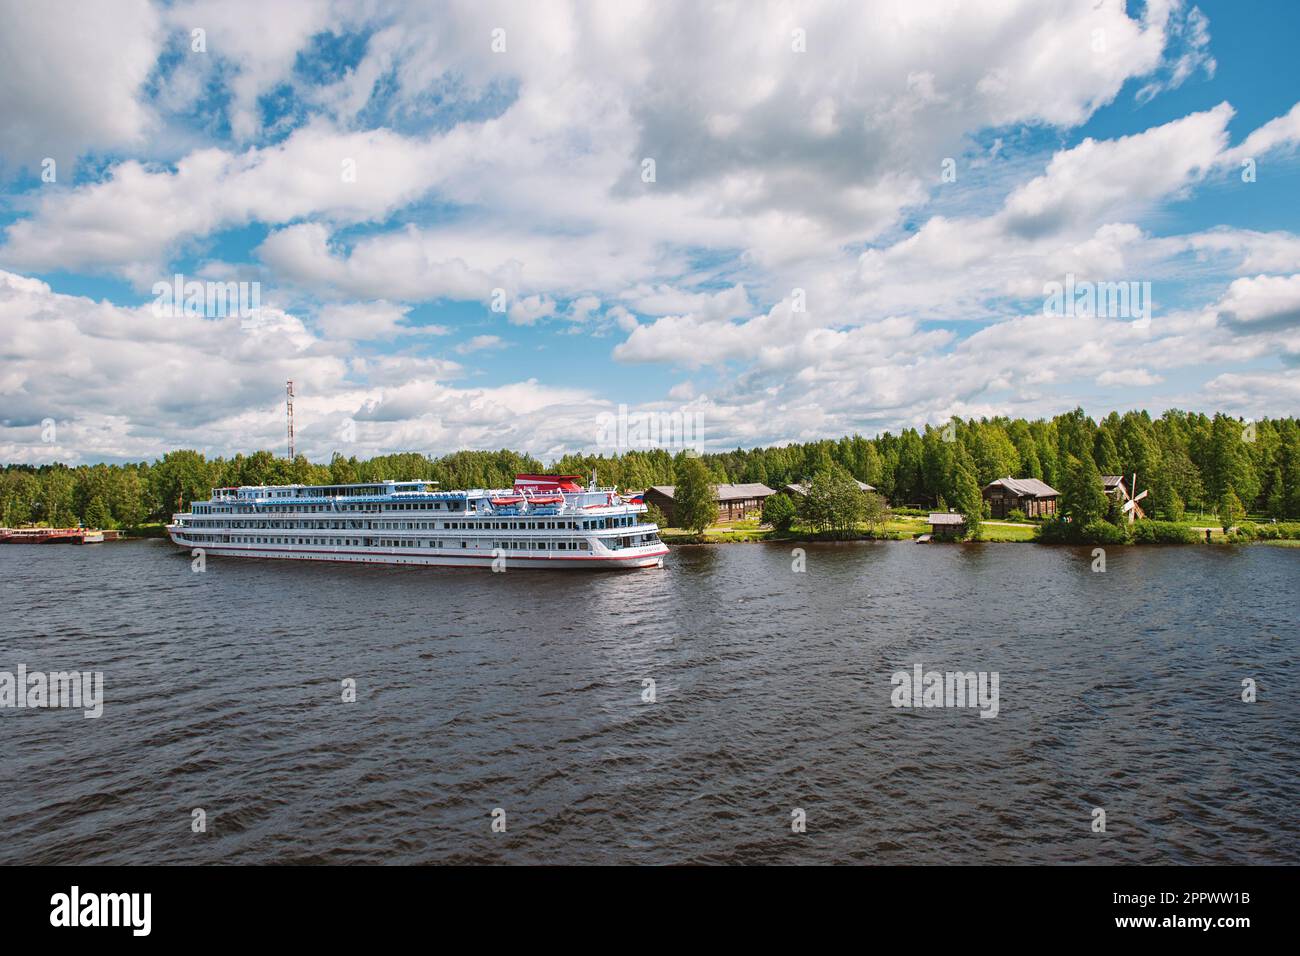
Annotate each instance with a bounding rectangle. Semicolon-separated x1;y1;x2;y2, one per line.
673;455;718;533
149;450;213;518
761;492;798;532
1217;487;1246;531
971;424;1019;485
799;466;866;536
1093;427;1122;475
949;447;983;539
1266;467;1287;519
643;502;668;528
862;490;891;529
893;430;925;504
1151;474;1185;521
1205;415;1260;509
38;468;77;527
110;468;148;528
1060;454;1108;527
0;471;39;526
83;495;113;529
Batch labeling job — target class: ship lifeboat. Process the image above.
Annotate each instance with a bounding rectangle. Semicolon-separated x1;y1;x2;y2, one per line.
489;495;525;507
527;494;564;505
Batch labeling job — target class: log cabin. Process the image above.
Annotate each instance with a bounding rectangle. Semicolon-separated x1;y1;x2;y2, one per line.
981;477;1060;518
644;483;776;526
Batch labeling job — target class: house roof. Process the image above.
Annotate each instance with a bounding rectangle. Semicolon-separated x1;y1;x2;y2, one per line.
1102;475;1127;489
928;512;966;525
784;479;876;495
648;483;776;502
983;477;1060;498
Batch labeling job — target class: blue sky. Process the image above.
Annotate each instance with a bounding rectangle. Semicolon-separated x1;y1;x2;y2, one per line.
1;0;1298;464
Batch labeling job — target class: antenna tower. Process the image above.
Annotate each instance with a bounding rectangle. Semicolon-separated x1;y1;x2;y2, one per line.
286;380;295;459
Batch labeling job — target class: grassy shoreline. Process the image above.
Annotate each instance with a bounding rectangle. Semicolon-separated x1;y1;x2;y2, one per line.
660;514;1296;546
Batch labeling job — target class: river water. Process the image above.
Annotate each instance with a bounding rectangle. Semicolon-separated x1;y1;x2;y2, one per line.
1;538;1296;864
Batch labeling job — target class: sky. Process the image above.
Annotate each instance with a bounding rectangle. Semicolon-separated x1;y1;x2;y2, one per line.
1;0;1298;466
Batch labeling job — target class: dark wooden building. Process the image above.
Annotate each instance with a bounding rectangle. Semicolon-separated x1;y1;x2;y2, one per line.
645;483;776;526
926;512;966;539
784;479;877;497
981;477;1060;518
1102;475;1128;502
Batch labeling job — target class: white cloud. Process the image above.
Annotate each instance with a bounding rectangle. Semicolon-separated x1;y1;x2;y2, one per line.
507;294;556;326
160;0;349;141
0;269;610;462
0;0;161;174
1;1;1298;461
1213;274;1300;350
316;300;448;340
455;334;505;354
2;123;445;285
1097;368;1164;387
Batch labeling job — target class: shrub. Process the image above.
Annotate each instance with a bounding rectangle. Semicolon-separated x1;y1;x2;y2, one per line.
1229;522;1258;542
1035;515;1076;543
1080;520;1129;545
892;506;930;517
1130;520;1199;544
1253;522;1300;540
1006;508;1027;523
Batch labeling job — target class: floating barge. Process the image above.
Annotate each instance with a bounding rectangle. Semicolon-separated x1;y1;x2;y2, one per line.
0;528;116;544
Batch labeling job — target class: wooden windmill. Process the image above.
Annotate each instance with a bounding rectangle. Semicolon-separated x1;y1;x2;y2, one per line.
1120;472;1149;523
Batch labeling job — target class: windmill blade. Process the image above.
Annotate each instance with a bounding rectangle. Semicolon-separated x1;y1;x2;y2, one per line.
1122;499;1135;513
1132;489;1148;503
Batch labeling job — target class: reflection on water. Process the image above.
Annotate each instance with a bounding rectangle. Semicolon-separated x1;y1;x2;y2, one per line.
0;538;1296;864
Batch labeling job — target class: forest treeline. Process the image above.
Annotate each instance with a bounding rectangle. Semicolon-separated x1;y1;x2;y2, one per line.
2;408;1298;528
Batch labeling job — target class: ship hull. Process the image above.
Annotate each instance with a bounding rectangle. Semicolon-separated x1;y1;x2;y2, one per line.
166;531;666;570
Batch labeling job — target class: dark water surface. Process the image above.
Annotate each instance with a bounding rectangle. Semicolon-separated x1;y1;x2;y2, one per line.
1;539;1296;864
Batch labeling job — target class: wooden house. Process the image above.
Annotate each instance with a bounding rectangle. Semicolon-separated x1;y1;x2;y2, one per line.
644;483;776;526
981;477;1060;518
784;479;877;497
927;512;966;539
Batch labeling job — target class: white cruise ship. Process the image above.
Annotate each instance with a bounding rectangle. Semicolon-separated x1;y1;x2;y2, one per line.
167;473;667;570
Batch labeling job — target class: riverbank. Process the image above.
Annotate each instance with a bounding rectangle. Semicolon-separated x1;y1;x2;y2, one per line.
660;514;1300;546
660;516;1033;544
120;523;169;538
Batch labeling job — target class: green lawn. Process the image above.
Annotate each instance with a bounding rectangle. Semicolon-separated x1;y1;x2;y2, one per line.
660;512;1295;547
975;523;1038;541
661;513;1037;543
